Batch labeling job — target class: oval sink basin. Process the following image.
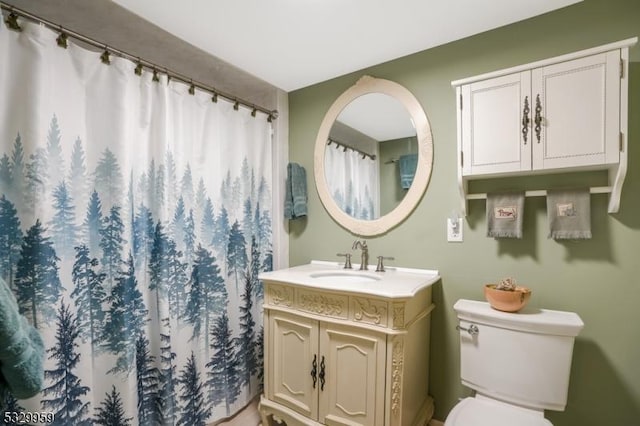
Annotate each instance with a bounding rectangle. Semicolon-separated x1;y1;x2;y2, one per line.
309;271;381;284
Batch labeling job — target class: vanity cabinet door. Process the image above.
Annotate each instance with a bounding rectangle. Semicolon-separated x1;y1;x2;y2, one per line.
318;323;386;426
530;51;621;170
269;311;320;420
460;71;532;176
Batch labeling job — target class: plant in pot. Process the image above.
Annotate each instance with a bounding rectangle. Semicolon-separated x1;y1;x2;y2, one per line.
484;277;531;312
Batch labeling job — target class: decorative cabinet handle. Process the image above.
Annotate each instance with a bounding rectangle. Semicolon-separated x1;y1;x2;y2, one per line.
311;354;317;389
534;94;542;143
521;96;530;144
319;356;326;391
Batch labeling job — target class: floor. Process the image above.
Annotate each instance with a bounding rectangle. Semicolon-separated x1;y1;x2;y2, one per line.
211;400;445;426
212;399;261;426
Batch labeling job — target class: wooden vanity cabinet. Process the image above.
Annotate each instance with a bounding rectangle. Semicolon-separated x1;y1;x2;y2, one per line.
259;280;435;426
268;311;386;425
459;49;622;177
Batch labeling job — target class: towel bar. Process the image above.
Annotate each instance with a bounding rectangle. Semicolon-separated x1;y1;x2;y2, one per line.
466;186;612;200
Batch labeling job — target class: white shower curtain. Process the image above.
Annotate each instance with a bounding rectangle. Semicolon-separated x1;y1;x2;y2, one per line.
324;145;379;220
0;22;272;425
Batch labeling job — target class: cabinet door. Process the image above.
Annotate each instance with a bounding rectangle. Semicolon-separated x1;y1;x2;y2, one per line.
270;311;319;420
531;51;620;170
318;323;386;426
461;71;531;176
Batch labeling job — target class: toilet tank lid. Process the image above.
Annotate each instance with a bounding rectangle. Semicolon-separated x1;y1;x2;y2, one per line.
454;299;584;337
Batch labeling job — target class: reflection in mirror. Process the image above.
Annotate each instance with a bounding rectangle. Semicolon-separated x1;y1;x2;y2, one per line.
325;93;418;220
314;76;433;236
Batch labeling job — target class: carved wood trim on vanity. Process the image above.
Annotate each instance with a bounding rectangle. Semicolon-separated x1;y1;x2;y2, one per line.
352;297;388;327
267;283;408;330
391;335;405;425
268;284;294;307
392;303;406;329
298;289;347;318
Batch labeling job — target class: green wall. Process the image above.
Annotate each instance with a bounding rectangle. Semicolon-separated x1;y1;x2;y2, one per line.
287;0;640;423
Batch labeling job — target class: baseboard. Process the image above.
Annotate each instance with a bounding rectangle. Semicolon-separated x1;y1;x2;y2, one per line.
429;419;445;426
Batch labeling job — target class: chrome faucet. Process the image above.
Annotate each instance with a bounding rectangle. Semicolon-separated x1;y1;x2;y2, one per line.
352;240;369;270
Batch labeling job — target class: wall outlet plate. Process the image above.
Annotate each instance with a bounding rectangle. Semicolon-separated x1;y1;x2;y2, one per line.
447;218;463;242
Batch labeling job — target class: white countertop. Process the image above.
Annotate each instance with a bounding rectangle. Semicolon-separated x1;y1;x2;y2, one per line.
258;260;440;299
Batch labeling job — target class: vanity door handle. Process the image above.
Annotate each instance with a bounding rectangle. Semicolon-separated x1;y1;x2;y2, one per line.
311;354;318;388
522;96;530;144
534;94;542;143
319;356;326;391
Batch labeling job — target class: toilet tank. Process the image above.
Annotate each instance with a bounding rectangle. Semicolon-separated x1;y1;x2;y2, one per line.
454;299;584;412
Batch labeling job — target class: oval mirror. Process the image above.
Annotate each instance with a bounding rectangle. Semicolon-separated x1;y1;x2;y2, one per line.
314;76;433;236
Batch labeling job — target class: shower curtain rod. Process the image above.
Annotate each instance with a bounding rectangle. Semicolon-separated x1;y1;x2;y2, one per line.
0;2;278;121
327;137;376;161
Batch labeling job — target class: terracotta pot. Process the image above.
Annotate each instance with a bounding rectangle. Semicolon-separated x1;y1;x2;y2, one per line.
484;284;532;312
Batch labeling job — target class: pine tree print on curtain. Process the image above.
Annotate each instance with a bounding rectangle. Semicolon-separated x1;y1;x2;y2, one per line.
206;312;242;416
177;352;210;426
71;244;106;349
41;302;91;426
102;254;149;374
135;334;161;425
0;20;272;425
0;195;22;290
14;220;63;330
238;242;259;394
159;318;179;425
93;385;133;426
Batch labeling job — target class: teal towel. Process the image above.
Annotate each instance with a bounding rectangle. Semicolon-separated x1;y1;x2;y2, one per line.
0;277;45;399
284;163;307;219
399;154;418;189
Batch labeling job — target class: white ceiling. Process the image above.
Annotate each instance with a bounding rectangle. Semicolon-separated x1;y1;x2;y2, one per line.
112;0;581;92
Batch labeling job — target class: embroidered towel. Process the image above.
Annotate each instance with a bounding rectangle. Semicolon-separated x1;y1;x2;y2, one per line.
398;154;418;189
284;162;307;219
486;192;525;238
547;188;591;239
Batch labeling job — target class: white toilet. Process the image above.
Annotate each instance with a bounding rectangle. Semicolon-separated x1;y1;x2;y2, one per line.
446;299;584;426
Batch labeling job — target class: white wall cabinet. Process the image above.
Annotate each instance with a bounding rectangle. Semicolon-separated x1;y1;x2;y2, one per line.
259;263;438;426
460;51;621;176
531;51;621;170
460;71;532;175
453;38;636;215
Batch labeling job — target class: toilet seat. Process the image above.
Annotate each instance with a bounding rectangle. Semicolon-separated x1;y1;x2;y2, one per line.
445;397;553;426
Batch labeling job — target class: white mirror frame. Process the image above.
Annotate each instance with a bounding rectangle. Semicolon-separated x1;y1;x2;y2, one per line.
314;75;434;236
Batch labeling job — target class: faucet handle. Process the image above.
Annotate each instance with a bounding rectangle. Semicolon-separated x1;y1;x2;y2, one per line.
375;256;395;272
337;253;352;269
